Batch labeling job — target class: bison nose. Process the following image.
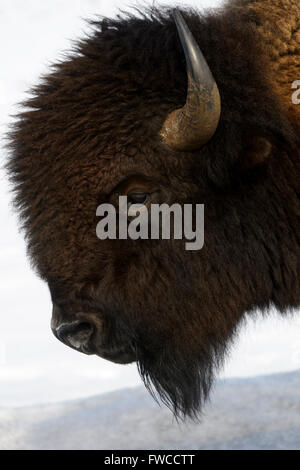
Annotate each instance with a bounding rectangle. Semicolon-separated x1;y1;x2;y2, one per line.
53;321;94;353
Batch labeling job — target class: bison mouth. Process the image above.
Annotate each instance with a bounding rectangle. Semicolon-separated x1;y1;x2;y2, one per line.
52;323;137;364
95;345;136;364
51;306;137;364
53;324;137;364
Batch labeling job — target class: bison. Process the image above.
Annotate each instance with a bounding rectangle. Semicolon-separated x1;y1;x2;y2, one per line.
6;0;300;419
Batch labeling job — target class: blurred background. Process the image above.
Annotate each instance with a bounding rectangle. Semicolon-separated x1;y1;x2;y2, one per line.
1;0;300;408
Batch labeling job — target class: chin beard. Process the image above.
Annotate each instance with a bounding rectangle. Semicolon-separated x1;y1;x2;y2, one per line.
136;339;229;420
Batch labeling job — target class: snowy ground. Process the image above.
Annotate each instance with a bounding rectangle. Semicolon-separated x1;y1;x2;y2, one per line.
1;370;300;450
0;0;300;450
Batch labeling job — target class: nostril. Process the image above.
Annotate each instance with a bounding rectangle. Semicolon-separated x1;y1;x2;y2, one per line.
55;321;94;351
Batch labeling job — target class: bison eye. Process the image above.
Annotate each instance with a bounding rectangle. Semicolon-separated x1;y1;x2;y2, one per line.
127;192;149;206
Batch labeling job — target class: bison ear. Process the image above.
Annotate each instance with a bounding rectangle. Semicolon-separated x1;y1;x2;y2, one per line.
241;132;273;171
207;131;274;189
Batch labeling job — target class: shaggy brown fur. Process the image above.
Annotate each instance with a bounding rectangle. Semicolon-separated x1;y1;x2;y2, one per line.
6;0;300;418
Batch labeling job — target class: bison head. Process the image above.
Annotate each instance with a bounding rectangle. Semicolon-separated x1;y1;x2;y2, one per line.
7;6;300;418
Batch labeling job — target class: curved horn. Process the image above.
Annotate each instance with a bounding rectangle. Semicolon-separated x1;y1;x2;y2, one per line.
160;10;221;151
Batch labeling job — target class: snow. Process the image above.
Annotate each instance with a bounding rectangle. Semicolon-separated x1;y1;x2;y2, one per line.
0;1;300;449
1;370;300;450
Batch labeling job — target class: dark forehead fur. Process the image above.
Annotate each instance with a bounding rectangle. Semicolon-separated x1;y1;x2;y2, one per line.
6;1;300;418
